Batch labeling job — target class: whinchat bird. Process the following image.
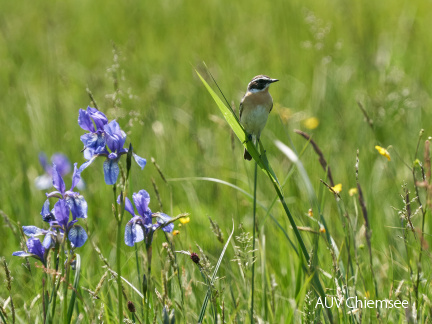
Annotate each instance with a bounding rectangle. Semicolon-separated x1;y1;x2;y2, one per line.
239;75;279;160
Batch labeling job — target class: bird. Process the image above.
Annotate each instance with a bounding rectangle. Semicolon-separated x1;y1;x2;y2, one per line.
239;75;279;160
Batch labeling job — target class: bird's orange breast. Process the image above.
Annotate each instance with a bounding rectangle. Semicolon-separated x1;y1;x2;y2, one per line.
241;89;273;110
240;89;273;137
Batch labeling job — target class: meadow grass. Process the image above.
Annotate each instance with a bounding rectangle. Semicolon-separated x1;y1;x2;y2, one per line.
1;0;432;322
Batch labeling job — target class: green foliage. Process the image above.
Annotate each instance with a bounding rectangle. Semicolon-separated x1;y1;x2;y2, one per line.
1;0;432;322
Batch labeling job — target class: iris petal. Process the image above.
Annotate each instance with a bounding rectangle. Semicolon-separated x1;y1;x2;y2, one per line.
156;213;174;233
27;237;46;262
51;154;71;176
87;107;108;131
70;163;82;190
66;194;88;219
116;195;135;216
23;226;45;237
103;159;120;185
68;225;88;248
78;108;96;132
52;164;66;195
133;153;147;170
41;199;50;217
78;156;97;174
104;120;126;153
42;234;54;250
133;190;151;217
54;199;70;228
12;251;33;257
124;216;145;246
124;197;135;216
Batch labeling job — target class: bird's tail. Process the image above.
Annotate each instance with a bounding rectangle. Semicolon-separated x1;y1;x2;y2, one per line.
244;148;252;160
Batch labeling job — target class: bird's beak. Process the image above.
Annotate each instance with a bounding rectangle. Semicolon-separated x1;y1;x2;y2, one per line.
270;79;279;83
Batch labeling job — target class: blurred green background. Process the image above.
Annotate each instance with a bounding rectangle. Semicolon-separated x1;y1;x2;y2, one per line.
1;0;432;322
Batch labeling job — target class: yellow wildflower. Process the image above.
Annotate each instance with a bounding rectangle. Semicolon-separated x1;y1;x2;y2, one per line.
331;183;342;194
348;188;358;196
173;230;180;236
307;208;313;217
365;291;370;298
375;145;391;161
303;117;319;130
319;227;326;233
179;217;190;225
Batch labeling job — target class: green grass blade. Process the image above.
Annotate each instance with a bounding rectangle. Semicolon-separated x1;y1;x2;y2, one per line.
66;253;81;324
196;70;266;171
198;221;235;323
274;140;336;321
0;308;7;324
121;274;144;299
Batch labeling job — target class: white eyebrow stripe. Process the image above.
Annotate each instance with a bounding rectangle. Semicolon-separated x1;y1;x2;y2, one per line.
252;77;271;82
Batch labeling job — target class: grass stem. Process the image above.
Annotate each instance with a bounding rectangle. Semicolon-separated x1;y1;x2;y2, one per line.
250;161;258;323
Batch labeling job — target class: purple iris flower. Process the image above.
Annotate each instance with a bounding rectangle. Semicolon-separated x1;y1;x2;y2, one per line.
102;120;129;185
12;226;56;266
40;163;88;248
39;152;71;176
79;114;147;185
78;107;109;160
122;190;174;247
35;152;85;190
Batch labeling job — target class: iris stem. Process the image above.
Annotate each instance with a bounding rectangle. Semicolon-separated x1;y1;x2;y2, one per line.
146;245;152;324
62;241;70;324
134;244;144;319
42;273;46;323
116;219;123;319
113;183;123;321
46;244;60;324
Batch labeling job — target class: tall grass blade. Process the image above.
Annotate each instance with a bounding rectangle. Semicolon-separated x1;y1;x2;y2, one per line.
250;162;258;323
121;274;144;299
0;310;6;324
197;71;332;321
66;254;81;324
197;221;235;323
196;70;266;172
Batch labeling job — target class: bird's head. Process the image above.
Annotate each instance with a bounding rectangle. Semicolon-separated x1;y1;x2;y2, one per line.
247;75;279;93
